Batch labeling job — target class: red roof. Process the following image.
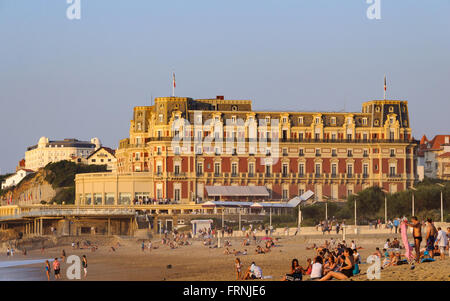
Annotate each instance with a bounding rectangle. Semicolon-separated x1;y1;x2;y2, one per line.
427;135;450;151
438;152;450;158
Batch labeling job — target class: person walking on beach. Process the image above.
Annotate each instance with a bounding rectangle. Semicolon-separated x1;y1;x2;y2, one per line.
53;258;61;280
148;240;152;252
82;255;88;279
6;248;10;257
141;241;145;252
45;260;51;281
436;227;448;260
407;216;422;263
425;219;438;258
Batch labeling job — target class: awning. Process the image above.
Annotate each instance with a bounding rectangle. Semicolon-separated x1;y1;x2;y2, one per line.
250;203;263;208
205;186;269;197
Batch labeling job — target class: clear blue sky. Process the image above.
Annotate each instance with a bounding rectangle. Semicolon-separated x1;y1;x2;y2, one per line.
0;0;449;173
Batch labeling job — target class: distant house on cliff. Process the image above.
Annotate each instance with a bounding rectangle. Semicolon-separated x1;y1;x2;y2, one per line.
1;169;35;190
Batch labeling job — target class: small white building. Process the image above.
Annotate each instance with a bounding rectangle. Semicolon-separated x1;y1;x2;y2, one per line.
1;169;34;190
190;219;213;236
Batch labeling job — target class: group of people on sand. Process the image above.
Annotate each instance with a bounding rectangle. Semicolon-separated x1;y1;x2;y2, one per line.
407;217;449;262
234;258;264;280
279;238;361;281
159;231;192;249
44;254;88;281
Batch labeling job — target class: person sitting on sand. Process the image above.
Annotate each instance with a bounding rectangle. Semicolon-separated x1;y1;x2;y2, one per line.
373;247;382;258
224;247;231;255
282;258;303;281
323;254;337;276
319;248;354;281
242;249;248;255
353;249;361;264
382;252;396;269
306;243;317;250
304;258;312;275
391;238;400;249
255;246;265;254
243;262;263;280
384;239;391;249
310;256;323;280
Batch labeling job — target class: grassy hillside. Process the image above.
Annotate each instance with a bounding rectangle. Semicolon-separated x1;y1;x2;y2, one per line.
43;160;108;204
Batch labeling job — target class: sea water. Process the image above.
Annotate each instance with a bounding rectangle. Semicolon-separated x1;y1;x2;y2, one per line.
0;258;52;281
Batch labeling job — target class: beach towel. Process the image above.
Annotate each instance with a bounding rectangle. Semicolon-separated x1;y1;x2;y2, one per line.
420;258;435;263
400;221;413;261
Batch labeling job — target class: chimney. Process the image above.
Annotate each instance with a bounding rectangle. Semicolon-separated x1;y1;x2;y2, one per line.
216;95;224;100
445;136;449;144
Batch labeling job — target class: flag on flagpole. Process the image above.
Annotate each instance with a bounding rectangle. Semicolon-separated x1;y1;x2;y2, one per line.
384;75;386;99
173;72;176;89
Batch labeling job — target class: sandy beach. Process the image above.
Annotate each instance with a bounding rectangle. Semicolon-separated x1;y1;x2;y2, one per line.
0;232;448;281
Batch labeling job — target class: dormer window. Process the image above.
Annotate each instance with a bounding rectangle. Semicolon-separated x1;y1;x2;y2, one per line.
298;117;303;125
159;114;163;122
331;117;336;125
315;117;320;124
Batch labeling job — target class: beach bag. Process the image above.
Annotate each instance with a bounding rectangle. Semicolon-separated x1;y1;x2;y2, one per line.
286;273;302;281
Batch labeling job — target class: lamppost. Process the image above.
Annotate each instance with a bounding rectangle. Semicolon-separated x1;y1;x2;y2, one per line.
269;207;272;228
354;197;357;226
437;183;445;223
411;186;417;217
322;195;330;222
381;189;388;224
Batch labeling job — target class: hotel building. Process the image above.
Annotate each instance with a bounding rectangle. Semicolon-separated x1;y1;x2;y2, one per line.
25;137;101;171
75;96;418;206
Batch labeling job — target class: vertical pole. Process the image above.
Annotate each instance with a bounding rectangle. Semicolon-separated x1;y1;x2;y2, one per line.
297;206;301;229
354;199;357;226
269;208;272;228
222;209;224;228
325;202;328;222
412;193;415;216
385;195;387;224
108;218;111;236
441;190;444;223
238;208;241;235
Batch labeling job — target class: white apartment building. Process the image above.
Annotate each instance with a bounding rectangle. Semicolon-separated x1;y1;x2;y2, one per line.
25;137;101;171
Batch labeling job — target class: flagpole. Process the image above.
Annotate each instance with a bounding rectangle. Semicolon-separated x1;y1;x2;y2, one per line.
384;75;386;100
172;72;175;97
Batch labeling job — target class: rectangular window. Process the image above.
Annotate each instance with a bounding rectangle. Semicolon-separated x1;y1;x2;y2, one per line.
94;193;102;205
282;189;288;200
315;164;321;176
347;165;353;177
299;164;304;176
174;189;181;201
105;193;115;205
214;163;221;175
249;163;255;176
282;164;288;176
331;164;337;176
119;193;131;205
196;163;203;175
232;163;238;176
